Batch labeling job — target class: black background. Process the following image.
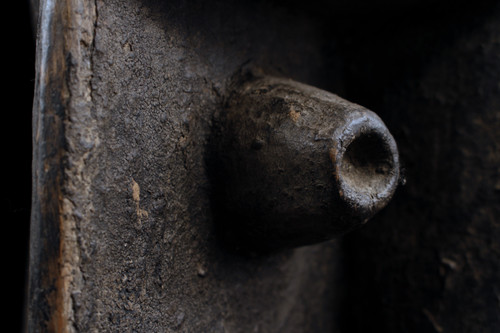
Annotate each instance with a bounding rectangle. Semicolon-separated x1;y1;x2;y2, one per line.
6;1;35;332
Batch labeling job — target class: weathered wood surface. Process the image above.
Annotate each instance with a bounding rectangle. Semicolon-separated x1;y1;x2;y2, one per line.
29;0;342;332
28;0;500;332
28;0;97;331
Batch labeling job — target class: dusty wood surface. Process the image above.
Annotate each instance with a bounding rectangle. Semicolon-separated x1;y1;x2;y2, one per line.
28;0;500;332
29;0;342;332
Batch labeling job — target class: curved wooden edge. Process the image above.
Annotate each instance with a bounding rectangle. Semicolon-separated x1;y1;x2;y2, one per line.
27;0;96;331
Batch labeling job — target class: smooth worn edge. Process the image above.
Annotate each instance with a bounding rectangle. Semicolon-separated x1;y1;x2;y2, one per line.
27;0;97;332
28;0;68;329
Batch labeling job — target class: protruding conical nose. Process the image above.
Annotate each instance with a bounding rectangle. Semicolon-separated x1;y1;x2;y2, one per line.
209;75;400;251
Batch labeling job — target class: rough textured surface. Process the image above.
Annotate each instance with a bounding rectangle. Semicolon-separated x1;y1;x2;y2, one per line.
81;1;341;331
30;0;343;332
28;0;500;332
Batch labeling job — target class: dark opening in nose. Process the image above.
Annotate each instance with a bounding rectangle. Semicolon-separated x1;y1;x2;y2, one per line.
340;131;396;196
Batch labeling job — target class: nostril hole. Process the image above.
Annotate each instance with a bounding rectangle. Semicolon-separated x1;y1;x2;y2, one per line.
340;132;396;196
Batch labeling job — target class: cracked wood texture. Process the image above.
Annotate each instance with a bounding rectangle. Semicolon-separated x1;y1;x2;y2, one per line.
28;0;500;332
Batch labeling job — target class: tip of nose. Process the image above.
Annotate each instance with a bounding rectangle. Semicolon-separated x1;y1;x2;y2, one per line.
333;112;400;215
